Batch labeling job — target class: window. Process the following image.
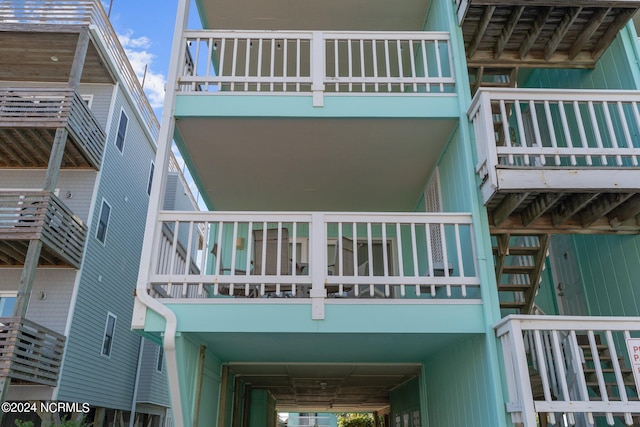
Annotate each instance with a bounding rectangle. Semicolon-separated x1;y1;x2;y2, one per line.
81;95;93;108
156;346;164;372
115;110;128;153
147;162;155;196
101;313;117;357
96;200;111;244
0;293;17;317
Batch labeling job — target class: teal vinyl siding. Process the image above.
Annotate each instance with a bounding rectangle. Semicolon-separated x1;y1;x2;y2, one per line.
423;335;508;427
390;377;421;426
175;334;222;427
437;127;473;212
56;86;156;409
574;235;640;317
524;30;640;91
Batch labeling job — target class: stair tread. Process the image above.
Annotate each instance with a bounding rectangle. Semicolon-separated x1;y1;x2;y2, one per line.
502;265;535;274
493;246;542;256
500;301;527;309
498;284;532;291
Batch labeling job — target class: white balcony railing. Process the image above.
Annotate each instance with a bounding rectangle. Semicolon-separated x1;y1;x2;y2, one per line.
469;89;640;202
496;315;640;427
147;211;479;303
180;30;455;106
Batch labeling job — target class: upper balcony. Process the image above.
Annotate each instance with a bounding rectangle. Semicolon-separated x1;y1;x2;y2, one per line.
0;191;87;268
0;0;159;140
179;29;456;108
0;87;106;169
0;317;65;388
454;1;640;68
469;88;640;234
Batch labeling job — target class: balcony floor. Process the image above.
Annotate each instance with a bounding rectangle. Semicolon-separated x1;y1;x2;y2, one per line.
0;239;78;267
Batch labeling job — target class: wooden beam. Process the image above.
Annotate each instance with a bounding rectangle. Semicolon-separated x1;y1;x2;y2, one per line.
544;7;582;61
194;345;207;427
468;6;496;58
580;193;634;228
494;233;511;282
568;8;611;60
495;6;525;59
608;194;640;227
216;363;230;427
493;193;529;226
551;193;599;227
591;8;637;61
491;213;640;235
520;7;553;59
522;193;563;227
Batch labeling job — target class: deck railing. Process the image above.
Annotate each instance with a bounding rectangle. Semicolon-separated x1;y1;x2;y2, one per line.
0;317;65;387
181;30;455;105
496;315;640;427
0;0;160;140
0;191;87;268
469;89;640;199
0;87;106;168
147;211;479;302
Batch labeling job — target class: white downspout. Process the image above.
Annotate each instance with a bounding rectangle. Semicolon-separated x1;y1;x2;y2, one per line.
132;0;190;426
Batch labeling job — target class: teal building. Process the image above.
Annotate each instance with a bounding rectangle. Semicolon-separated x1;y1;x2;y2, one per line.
134;0;640;426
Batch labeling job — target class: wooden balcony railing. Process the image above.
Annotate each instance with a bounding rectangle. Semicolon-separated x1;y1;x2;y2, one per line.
0;191;87;268
0;88;106;168
496;315;640;427
147;211;480;303
468;88;640;233
180;30;455;106
0;0;159;140
0;317;65;387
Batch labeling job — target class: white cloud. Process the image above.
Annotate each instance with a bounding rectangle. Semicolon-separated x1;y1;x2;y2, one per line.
118;30;166;110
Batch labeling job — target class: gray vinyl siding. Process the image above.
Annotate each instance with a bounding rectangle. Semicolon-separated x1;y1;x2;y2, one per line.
0;169;97;223
56;86;156;409
136;340;170;407
0;268;76;335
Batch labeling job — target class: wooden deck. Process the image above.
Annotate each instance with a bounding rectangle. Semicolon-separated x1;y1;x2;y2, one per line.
455;1;640;68
487;189;640;234
0;88;106;169
0;317;65;387
0;191;87;268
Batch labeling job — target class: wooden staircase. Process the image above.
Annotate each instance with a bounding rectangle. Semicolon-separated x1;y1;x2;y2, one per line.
492;234;550;313
468;66;518;95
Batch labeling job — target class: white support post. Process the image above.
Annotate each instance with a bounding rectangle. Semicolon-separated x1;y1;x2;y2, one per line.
311;32;325;107
309;212;326;319
509;321;538;427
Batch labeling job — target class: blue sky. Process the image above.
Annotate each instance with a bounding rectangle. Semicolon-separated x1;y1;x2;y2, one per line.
103;0;201;116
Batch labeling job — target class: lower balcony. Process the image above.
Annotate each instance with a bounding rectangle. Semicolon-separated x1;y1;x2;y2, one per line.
0;317;65;387
0;87;106;169
145;211;481;319
0;191;87;268
496;315;640;427
469;88;640;234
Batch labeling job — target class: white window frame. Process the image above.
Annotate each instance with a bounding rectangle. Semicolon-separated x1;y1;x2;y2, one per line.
147;161;155;196
101;312;117;358
81;94;94;108
114;109;128;154
0;292;17;317
95;198;111;245
156;345;164;373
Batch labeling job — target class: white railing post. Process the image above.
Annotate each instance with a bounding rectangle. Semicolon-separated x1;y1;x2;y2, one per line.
509;320;538;427
309;212;327;319
311;31;325;107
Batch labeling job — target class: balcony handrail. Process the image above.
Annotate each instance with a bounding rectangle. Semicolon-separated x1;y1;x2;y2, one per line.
495;315;640;427
0;0;160;140
180;29;455;104
0;316;65;387
148;211;480;301
469;88;640;196
0;191;87;268
0;87;107;168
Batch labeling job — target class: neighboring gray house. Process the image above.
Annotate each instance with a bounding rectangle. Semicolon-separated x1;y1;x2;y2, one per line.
0;2;196;426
